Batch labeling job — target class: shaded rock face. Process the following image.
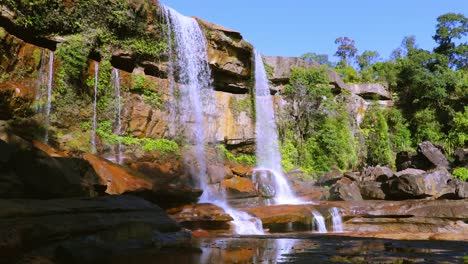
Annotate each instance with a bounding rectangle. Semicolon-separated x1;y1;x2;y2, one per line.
343;83;391;100
0;123;97;199
384;168;455;200
396;141;449;171
0;195;189;263
417;141;449;168
329;177;363;201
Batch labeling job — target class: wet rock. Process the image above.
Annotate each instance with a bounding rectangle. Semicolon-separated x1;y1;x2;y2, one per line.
0;195;187;262
207;164;230;184
222;176;258;199
167;203;233;230
231;166;253;178
384;168;455;200
329;177;363;201
359;181;386;200
417;141;449;169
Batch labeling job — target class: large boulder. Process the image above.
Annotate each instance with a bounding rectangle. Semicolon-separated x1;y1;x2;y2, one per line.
329;177;363;201
361;166;394;182
0;195;189;263
417;141;449;169
359;181;386;200
222;176;258;199
384;168;456;199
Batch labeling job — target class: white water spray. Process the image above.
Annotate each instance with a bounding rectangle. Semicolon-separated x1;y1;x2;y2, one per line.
330;207;344;232
91;62;99;153
312;211;327;233
112;68;122;164
254;50;301;205
44;51;54;144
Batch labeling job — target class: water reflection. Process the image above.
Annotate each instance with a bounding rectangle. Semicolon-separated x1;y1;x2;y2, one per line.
154;236;468;263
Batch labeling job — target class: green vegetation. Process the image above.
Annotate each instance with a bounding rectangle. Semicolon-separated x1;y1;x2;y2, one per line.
361;105;393;167
96;120;179;155
229;96;253;118
279;66;357;177
131;74;163;109
217;145;256;166
452;167;468;181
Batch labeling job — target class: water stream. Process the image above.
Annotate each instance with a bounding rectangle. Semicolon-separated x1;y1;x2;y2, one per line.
112;68;122;164
91;62;99;153
254;50;301;205
44;51;54;144
330;207;344;232
312;211;327;233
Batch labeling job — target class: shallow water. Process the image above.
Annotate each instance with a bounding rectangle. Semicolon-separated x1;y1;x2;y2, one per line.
155;235;468;263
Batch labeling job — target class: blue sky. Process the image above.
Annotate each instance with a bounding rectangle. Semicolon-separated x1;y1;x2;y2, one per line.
161;1;467;62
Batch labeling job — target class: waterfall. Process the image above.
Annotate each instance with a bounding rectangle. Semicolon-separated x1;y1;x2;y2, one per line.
330;207;344;232
91;62;99;153
161;4;263;235
161;4;212;195
44;51;54;144
112;68;122;164
254;50;301;205
312;211;327;233
35;50;47;113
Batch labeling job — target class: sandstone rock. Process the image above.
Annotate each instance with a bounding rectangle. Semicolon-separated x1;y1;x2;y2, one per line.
207;164;230;184
222;176;258;199
417;141;449;168
167;203;233;230
83;154;153;195
342;83;392;100
329;177;363;201
0;195;188;262
453;148;468;167
384;168;455;199
231;166;253;178
196;18;253;94
263;56;319;84
359;181;386;200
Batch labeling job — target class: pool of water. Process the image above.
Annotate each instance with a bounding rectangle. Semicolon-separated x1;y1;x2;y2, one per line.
154;234;468;263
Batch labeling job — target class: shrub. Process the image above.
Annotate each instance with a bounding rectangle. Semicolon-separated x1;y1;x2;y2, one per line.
453;167;468;181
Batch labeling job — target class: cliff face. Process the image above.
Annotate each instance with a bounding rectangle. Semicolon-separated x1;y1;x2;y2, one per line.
0;0;391;160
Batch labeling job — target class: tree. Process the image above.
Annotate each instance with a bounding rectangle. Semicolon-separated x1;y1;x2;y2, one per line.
334;37;357;67
357;50;380;70
301;52;332;67
433;13;468;69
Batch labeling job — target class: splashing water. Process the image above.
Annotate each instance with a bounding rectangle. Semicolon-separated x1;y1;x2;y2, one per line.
254;50;301;205
312;211;327;233
330;207;344;232
112;68;122;164
44;51;54;144
91;62;99;153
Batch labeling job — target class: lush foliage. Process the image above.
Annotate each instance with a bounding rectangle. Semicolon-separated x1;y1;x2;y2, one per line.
361;105;393;167
452;167;468;181
217;145;256;166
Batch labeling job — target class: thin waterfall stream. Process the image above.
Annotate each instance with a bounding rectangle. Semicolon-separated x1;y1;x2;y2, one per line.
91;62;98;153
112;68;122;164
44;51;54;144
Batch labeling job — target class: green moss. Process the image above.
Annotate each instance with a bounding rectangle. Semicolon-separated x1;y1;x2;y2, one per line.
229;96;253;118
217;145;256;166
453;167;468;181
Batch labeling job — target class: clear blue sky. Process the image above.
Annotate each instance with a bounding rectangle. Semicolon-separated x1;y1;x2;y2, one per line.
161;1;467;62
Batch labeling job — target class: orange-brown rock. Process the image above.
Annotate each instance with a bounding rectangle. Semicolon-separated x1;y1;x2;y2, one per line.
168;203;233;230
231;166;253;178
222;176;258;199
83;154;152;195
245;205;316;225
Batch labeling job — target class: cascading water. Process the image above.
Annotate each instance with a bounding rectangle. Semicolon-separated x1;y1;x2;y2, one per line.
254;50;301;205
44;51;54;144
161;4;263;235
312;211;327;233
330;207;344;232
91;62;99;153
112;68;122;164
